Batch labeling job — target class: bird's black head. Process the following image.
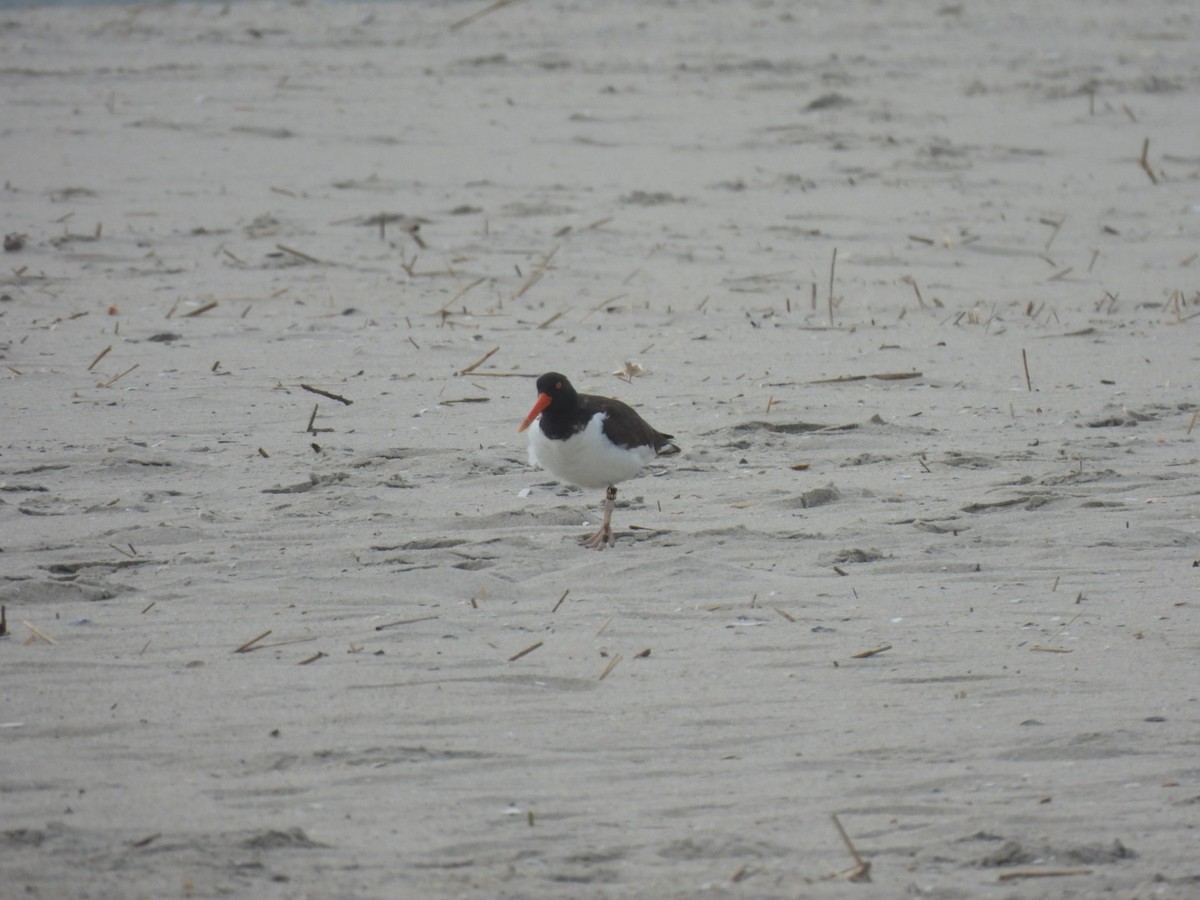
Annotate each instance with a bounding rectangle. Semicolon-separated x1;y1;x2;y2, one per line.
534;372;575;402
519;372;578;433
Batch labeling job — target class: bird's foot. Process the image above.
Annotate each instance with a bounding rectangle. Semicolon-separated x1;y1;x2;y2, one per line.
579;523;614;550
580;486;618;550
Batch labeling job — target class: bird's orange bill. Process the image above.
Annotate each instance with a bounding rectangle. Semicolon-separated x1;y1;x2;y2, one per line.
518;392;552;432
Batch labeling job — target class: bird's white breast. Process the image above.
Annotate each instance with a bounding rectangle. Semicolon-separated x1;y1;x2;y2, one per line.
528;412;655;489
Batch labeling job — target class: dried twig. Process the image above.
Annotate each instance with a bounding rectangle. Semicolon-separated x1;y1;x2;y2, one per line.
899;275;925;307
511;246;558;300
831;814;871;882
23;620;58;645
1040;216;1065;251
276;243;322;264
808;371;921;384
449;0;520;31
580;292;629;322
234;629;272;653
98;363;139;388
297;651;327;666
87;345;112;372
598;653;623;681
301;384;353;406
457;345;499;376
1138;137;1158;185
997;868;1093;882
850;643;891;659
183;300;218;318
827;247;837;326
437;276;487;316
1022;349;1033;391
551;589;569;613
508;640;543;662
375;615;439;631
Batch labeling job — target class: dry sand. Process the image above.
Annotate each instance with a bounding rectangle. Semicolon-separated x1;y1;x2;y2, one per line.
2;0;1199;897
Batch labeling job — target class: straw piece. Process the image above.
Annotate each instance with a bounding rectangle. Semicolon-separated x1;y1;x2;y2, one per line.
375;615;439;631
551;589;569;613
97;363;139;388
234;629;272;653
1138;137;1157;184
831;814;871;882
301;384;353;406
87;345;112;372
457;346;499;376
183;300;218;318
22;620;57;645
508;640;543;662
449;0;520;32
851;643;891;659
598;653;622;681
998;868;1093;882
276;243;322;264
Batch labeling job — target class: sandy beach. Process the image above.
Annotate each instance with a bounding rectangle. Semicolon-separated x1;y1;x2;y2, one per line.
2;0;1198;896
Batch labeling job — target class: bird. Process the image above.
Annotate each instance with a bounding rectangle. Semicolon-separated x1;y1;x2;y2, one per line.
518;372;679;549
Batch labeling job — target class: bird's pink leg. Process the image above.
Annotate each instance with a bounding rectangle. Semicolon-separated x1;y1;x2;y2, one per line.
580;486;618;550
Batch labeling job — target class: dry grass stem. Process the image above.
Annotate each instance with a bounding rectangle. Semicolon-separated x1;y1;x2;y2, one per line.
598;653;623;681
438;276;487;315
234;629;272;653
301;383;353;405
297;651;327;665
830;814;871;882
1022;349;1033;391
276;243;322;264
22;620;57;645
457;345;499;376
851;643;891;659
580;291;629;322
375;615;439;631
98;363;139;388
87;345;112;371
508;640;544;662
900;274;925;307
449;0;520;31
997;868;1093;882
511;246;558;300
827;247;837;326
256;636;319;650
809;371;921;384
1139;137;1158;184
551;589;569;613
1040;216;1065;251
183;300;218;318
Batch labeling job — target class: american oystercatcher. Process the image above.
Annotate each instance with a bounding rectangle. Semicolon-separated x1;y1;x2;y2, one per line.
519;372;679;549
